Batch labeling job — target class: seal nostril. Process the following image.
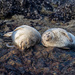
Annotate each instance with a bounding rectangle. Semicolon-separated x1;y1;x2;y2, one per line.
25;42;27;44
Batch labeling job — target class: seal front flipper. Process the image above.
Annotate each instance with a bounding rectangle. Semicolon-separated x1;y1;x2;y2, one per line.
61;32;73;42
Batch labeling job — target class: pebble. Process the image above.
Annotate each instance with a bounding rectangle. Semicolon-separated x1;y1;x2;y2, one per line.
0;38;3;48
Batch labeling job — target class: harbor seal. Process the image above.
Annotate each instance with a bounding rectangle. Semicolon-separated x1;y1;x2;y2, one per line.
4;25;41;50
42;28;75;48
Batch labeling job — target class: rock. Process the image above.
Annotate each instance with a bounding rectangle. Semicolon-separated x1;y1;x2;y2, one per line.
0;0;13;18
5;65;16;71
0;67;7;75
36;58;45;68
43;67;50;73
18;67;27;74
35;51;42;58
8;71;21;75
0;49;17;63
41;50;48;57
61;59;75;75
0;38;3;48
0;0;75;20
0;49;9;57
7;56;22;67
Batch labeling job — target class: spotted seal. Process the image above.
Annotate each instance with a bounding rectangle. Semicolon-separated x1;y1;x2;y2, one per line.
4;25;41;50
42;28;75;48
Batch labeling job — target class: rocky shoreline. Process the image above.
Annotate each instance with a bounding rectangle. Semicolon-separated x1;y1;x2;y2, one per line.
0;0;75;21
0;15;75;75
0;0;75;75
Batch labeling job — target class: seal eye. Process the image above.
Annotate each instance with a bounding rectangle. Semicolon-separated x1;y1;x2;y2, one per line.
25;42;27;44
45;34;53;41
47;35;49;37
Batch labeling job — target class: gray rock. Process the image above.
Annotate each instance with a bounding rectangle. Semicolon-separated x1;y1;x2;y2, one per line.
0;0;75;20
0;38;3;48
0;0;13;17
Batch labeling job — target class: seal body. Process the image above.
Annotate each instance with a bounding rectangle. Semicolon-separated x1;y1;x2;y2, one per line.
4;25;41;50
42;28;75;48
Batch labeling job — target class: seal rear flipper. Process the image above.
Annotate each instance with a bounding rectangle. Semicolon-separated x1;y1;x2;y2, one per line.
3;32;13;37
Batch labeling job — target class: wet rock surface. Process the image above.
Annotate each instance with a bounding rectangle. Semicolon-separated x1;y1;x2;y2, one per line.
0;45;75;75
0;0;75;21
0;14;75;75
